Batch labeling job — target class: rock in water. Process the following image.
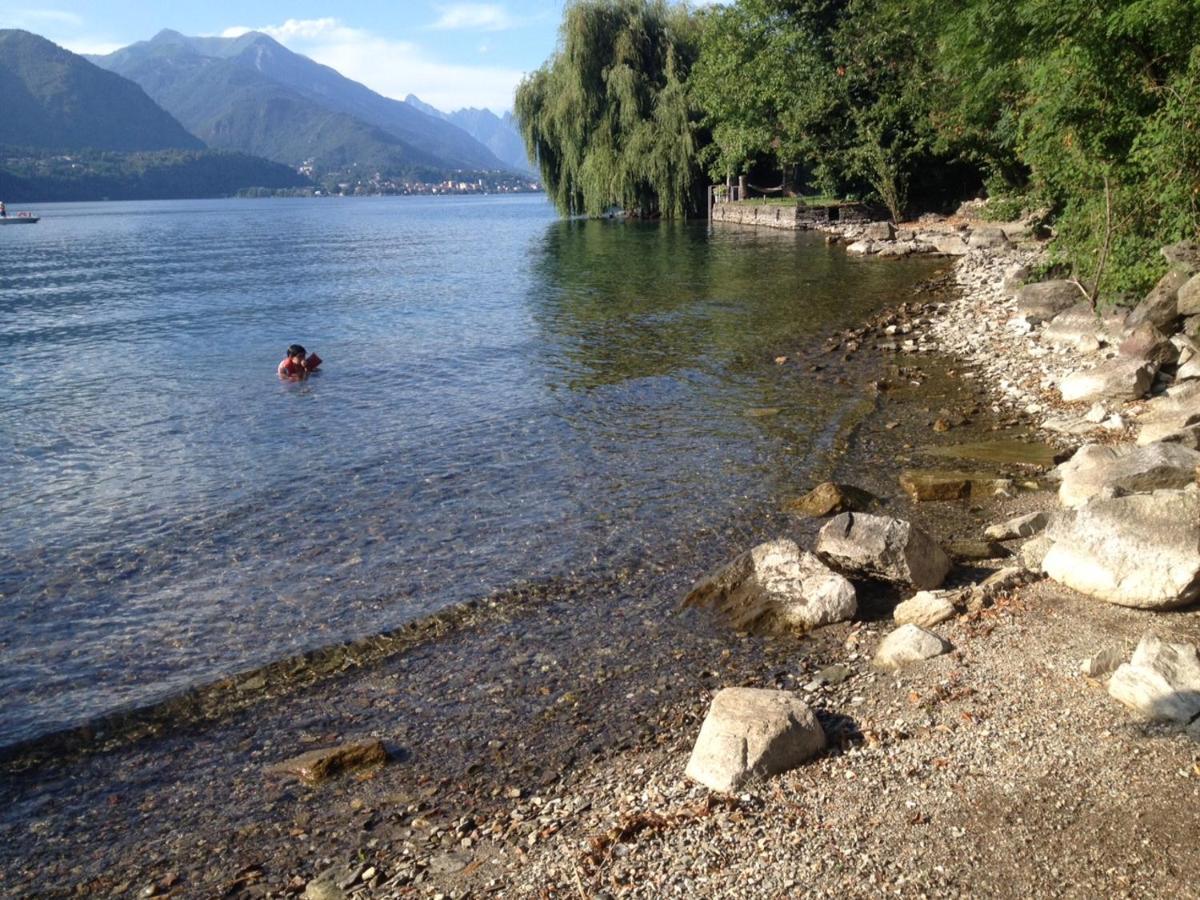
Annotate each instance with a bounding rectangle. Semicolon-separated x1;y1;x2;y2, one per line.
816;513;952;589
682;538;856;632
1055;442;1200;508
785;482;875;518
268;739;388;784
1043;490;1200;609
685;688;826;793
873;624;951;670
1108;633;1200;722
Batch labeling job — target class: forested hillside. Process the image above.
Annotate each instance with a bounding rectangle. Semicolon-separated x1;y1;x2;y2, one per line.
518;0;1200;299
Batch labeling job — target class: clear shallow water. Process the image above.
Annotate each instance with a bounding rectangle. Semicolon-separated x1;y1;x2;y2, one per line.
0;195;939;747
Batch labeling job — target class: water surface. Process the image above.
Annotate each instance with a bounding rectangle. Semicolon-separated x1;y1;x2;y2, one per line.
0;195;940;747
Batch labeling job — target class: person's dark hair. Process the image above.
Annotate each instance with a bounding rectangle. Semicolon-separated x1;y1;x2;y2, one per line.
286;344;306;358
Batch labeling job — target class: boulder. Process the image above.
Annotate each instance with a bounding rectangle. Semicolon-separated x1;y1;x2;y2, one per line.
1108;633;1200;722
1056;442;1200;508
968;226;1010;249
785;482;875;518
1059;357;1156;404
923;232;970;256
268;740;388;784
1040;302;1124;352
816;513;952;589
1157;423;1200;450
1162;239;1200;274
682;538;856;632
1125;269;1192;331
1043;490;1200;609
984;510;1050;541
1118;321;1178;366
1176;273;1200;316
685;688;826;792
1016;280;1082;320
873;624;951;671
1136;379;1200;444
1020;533;1055;573
863;221;895;241
1081;647;1124;679
845;240;876;255
893;591;956;628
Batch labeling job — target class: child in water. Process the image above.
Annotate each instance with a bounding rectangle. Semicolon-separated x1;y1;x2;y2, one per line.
278;344;322;379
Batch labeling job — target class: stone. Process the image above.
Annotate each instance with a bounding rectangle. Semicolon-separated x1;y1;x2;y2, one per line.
1044;490;1200;609
1056;442;1200;508
962;567;1037;612
268;740;388;784
784;482;875;518
873;624;951;671
1118;321;1178;365
893;591;956;628
305;869;350;900
1020;534;1055;573
1177;273;1200;316
1125;269;1192;331
816;512;952;589
1108;633;1200;722
1136;379;1200;444
817;664;853;685
968;226;1010;249
1002;264;1031;296
863;221;895;241
947;540;1011;561
923;232;970;255
1185;315;1200;339
1162;239;1200;273
685;688;826;792
1059;358;1156;404
1016;280;1083;320
682;538;856;632
984;510;1050;541
1155;423;1200;450
845;240;876;255
1081;647;1124;679
898;469;1011;502
1041;303;1124;352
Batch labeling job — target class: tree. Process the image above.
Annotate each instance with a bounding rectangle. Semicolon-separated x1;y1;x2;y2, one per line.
515;0;704;218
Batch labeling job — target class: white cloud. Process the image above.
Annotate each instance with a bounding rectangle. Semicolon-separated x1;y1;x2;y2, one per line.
1;8;83;28
222;17;524;113
428;4;516;32
59;38;123;55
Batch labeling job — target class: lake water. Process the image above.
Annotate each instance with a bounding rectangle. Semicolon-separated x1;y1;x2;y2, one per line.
0;195;940;749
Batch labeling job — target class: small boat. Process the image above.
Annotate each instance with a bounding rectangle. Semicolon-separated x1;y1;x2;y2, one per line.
0;213;39;225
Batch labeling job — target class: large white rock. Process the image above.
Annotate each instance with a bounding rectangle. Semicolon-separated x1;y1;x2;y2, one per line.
1056;442;1200;508
1059;357;1156;404
816;513;951;589
1108;633;1200;722
1136;380;1200;444
1040;302;1124;351
873;624;951;671
682;538;856;631
1044;490;1200;609
685;688;826;792
1016;280;1081;320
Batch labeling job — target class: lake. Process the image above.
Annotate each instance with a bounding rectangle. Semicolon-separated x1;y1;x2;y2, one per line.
0;194;940;748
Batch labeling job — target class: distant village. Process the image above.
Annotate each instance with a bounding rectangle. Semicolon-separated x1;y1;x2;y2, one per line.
298;161;541;197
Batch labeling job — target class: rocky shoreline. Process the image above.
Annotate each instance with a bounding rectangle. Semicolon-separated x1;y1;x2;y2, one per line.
5;213;1200;899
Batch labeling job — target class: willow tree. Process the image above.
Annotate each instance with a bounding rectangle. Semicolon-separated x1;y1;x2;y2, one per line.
515;0;704;219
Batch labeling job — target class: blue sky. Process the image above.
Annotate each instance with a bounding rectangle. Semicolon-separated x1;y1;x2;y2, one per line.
0;2;580;112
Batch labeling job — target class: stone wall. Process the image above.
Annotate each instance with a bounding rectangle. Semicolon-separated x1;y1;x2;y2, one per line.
711;200;880;229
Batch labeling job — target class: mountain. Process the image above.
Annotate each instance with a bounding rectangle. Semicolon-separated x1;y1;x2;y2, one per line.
0;29;202;152
91;30;513;178
407;94;534;175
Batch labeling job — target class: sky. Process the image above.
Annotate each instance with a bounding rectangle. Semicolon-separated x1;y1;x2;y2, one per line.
0;2;580;113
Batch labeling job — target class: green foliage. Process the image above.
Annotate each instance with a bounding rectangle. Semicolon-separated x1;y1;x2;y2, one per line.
515;0;704;218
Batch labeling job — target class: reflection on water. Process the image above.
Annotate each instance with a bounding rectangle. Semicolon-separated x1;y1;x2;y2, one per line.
0;195;939;748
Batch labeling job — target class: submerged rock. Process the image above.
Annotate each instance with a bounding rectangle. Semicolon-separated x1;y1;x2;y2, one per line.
1108;633;1200;722
816;512;951;589
682;538;856;632
268;739;388;784
685;688;826;793
899;469;1010;502
1044;489;1200;609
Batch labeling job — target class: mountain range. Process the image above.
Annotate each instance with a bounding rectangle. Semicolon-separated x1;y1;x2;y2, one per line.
406;95;534;175
89;30;516;179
